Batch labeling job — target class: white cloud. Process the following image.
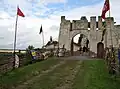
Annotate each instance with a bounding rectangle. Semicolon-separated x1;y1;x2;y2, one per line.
39;0;67;5
0;11;11;19
2;0;31;8
0;0;120;49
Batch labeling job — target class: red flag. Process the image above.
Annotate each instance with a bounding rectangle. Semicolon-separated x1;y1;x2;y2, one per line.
101;0;110;19
17;7;25;17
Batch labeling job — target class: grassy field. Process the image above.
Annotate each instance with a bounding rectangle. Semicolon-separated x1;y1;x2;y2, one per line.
72;60;120;89
0;58;120;89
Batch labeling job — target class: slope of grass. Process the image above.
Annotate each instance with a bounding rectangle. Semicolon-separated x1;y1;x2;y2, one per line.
0;57;61;89
22;60;79;89
72;60;120;89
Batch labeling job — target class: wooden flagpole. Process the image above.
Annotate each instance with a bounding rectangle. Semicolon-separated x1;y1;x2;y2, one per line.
13;6;19;68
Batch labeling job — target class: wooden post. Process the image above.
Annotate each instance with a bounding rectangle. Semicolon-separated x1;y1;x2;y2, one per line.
13;9;18;68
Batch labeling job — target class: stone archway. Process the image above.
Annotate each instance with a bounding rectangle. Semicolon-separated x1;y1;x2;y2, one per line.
70;30;89;56
97;42;104;58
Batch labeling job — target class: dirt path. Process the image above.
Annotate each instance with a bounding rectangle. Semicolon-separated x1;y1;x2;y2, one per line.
54;61;82;89
14;60;81;89
13;61;66;89
58;56;101;60
12;57;93;89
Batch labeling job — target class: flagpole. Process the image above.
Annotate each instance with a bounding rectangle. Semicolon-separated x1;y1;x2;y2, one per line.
13;12;18;68
108;0;113;46
109;0;111;17
42;29;44;48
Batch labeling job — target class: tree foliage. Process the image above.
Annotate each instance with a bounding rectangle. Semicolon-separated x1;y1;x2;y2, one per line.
26;45;34;51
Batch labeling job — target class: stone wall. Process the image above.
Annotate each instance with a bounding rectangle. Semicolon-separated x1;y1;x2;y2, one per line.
0;57;14;74
89;16;101;53
45;44;58;50
0;54;29;74
58;16;71;50
114;25;120;45
72;16;88;30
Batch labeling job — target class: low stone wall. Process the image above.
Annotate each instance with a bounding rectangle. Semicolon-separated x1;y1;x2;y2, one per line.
0;57;14;74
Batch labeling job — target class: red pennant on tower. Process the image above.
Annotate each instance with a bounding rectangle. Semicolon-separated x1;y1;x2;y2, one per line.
17;7;25;17
101;0;110;19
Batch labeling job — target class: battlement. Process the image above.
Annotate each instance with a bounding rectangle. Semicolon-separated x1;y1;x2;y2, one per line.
61;16;65;22
80;16;87;20
60;16;115;31
72;18;88;30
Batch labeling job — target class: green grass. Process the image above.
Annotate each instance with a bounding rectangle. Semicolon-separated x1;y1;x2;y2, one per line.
72;60;120;89
1;58;120;89
23;60;79;89
0;58;61;89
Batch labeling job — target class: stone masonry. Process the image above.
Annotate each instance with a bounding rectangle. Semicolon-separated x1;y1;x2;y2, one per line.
58;16;120;54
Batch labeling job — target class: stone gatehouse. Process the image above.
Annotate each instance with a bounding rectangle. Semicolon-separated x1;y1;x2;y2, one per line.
58;16;120;54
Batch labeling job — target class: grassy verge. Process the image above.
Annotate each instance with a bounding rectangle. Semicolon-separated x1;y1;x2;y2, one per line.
72;60;120;89
0;58;61;89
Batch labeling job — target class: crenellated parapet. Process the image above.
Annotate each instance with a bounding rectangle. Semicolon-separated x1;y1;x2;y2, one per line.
72;16;88;30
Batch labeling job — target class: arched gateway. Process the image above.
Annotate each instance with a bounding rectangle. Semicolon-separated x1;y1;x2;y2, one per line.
70;31;89;56
58;16;118;57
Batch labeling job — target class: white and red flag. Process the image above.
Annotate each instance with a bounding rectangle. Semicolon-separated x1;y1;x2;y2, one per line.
101;0;110;19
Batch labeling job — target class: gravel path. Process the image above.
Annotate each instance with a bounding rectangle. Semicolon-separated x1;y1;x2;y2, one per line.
54;61;82;89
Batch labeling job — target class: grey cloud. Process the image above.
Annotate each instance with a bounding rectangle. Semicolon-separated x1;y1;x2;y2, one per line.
0;37;4;39
50;25;59;31
0;18;4;20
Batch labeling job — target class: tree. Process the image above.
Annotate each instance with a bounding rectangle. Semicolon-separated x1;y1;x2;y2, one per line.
26;45;35;56
25;45;35;64
26;45;34;51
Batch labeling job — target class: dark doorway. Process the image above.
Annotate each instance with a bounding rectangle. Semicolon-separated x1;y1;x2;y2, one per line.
97;42;104;58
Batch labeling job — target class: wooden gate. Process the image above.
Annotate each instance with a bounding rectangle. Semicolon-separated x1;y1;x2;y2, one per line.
97;42;104;58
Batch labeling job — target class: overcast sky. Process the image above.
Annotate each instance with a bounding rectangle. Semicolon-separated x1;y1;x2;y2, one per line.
0;0;120;49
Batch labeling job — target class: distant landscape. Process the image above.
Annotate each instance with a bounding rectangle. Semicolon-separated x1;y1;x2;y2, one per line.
0;49;26;53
